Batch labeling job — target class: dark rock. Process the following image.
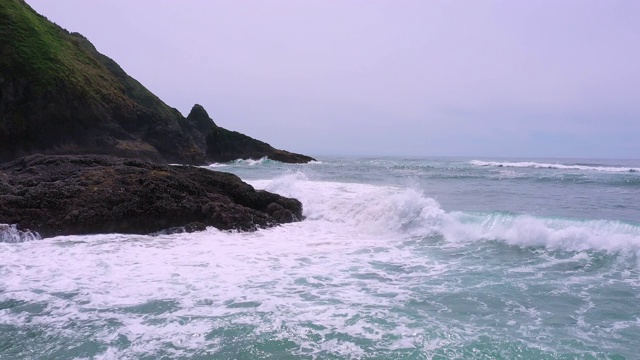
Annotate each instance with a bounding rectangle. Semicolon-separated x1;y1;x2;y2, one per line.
187;104;217;133
206;125;316;164
186;103;316;164
185;222;207;233
0;154;304;238
267;202;296;223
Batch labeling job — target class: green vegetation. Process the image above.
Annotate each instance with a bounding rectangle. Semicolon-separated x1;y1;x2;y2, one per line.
1;0;64;83
0;0;314;164
0;0;125;100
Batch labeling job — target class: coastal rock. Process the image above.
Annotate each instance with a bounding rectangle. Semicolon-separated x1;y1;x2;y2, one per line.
187;104;217;134
0;0;314;165
188;103;316;164
0;154;304;238
206;124;316;164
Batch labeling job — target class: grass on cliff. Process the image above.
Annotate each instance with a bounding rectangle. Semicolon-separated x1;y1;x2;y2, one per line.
0;0;127;102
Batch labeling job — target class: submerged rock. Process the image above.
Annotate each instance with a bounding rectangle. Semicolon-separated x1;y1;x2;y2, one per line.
0;154;304;238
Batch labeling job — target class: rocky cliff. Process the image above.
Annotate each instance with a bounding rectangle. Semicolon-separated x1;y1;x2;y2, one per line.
0;0;314;164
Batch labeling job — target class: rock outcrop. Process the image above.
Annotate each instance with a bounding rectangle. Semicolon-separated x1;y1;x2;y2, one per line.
189;105;316;164
0;154;304;238
0;0;314;164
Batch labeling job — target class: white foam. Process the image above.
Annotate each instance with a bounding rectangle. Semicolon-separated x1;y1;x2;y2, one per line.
201;158;321;170
212;156;280;167
0;224;41;243
443;213;640;253
250;175;446;237
470;160;640;173
0;223;433;358
198;157;273;169
200;162;229;168
233;157;271;166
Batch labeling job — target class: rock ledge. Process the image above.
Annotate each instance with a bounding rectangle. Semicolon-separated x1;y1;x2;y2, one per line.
0;154;303;238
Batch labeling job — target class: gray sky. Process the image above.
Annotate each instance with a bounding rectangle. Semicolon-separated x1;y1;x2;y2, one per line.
27;0;640;159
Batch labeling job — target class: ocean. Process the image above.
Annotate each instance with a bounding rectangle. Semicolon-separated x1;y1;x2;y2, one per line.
1;156;639;359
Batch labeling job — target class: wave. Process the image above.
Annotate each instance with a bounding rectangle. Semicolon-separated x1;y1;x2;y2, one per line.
0;224;41;243
470;160;640;173
202;158;323;170
443;213;640;252
250;173;446;235
251;175;640;253
231;157;275;166
202;157;323;169
200;157;274;169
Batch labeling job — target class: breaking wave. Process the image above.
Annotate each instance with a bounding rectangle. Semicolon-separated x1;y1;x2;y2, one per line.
202;158;321;169
252;174;640;253
202;157;275;168
0;224;41;243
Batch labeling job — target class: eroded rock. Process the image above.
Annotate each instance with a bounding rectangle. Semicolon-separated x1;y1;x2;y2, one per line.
0;154;304;238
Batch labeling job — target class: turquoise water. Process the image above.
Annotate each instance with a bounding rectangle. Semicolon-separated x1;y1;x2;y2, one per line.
1;157;639;359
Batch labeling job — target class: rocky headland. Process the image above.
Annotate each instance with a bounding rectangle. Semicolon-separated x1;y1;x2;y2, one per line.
0;154;304;238
0;0;315;165
0;1;315;238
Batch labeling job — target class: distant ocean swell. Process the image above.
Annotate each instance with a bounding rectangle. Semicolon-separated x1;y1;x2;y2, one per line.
470;159;640;173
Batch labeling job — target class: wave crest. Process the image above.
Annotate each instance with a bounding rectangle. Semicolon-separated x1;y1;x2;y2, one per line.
202;157;276;169
443;213;640;252
251;174;446;235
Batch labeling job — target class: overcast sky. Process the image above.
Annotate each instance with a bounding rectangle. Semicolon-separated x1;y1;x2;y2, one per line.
27;0;640;159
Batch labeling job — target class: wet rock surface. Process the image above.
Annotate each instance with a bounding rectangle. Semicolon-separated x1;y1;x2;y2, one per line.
0;154;304;238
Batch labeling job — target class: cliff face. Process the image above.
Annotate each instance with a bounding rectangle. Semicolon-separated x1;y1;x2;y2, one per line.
0;0;314;164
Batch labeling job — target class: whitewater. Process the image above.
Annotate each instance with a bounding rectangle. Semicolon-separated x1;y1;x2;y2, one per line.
1;157;639;359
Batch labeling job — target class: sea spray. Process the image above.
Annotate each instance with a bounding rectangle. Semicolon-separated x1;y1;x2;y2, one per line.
0;224;40;243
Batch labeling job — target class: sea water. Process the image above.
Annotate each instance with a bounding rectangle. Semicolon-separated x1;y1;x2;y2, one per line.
1;157;639;359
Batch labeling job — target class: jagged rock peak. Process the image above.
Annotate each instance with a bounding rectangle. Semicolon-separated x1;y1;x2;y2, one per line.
187;104;216;127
